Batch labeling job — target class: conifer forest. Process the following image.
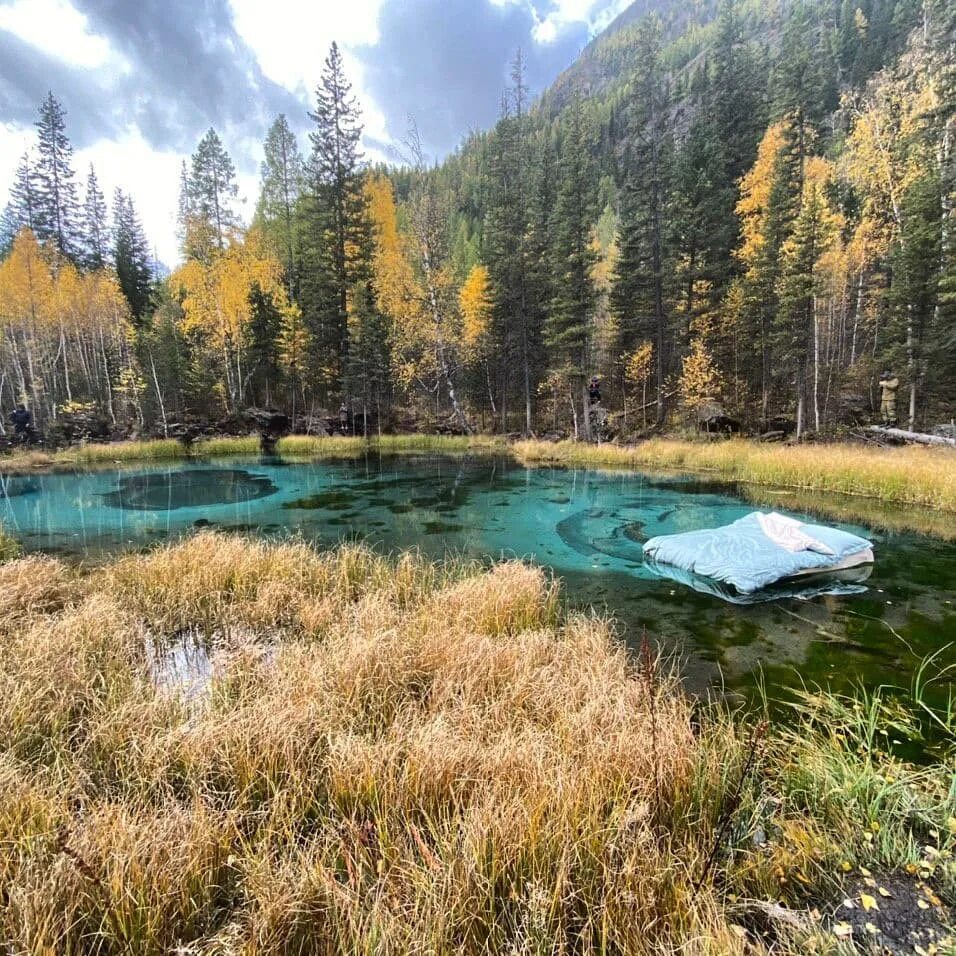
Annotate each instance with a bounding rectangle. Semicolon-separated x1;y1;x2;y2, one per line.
1;0;953;440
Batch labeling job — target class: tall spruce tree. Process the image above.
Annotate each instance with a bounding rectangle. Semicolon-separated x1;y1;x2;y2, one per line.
183;128;240;260
33;92;80;258
611;21;674;424
80;165;109;270
483;50;540;431
255;115;304;296
704;0;768;299
247;281;285;407
113;189;152;321
0;153;39;254
548;100;597;439
890;171;942;428
299;42;370;403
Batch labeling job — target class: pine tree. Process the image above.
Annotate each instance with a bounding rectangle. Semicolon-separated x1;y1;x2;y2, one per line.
80;165;109;270
254;115;303;296
548;100;597;439
184;128;240;260
33;92;80;258
346;279;391;434
485;58;534;430
0;153;39;254
611;21;674;424
176;160;193;251
889;170;941;428
777;172;839;435
113;189;152;322
299;42;370;403
246;281;284;407
525;142;556;370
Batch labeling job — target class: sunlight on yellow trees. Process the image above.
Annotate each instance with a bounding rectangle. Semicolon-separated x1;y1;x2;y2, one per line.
679;338;722;422
0;229;134;420
459;265;492;358
736;121;788;275
843;62;937;236
367;174;420;328
623;341;654;429
368;172;465;396
170;228;293;411
788;155;844;267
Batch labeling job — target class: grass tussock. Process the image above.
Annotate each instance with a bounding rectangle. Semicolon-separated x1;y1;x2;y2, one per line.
514;438;956;511
0;433;505;473
275;433;507;458
191;435;262;457
0;533;952;953
275;434;367;458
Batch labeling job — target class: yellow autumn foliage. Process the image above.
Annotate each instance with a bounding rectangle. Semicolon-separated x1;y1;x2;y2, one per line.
459;264;492;354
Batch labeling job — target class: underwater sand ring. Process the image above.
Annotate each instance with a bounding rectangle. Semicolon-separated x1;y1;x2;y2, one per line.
100;469;278;511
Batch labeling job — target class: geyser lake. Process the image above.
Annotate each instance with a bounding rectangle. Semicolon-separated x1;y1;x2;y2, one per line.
2;452;954;702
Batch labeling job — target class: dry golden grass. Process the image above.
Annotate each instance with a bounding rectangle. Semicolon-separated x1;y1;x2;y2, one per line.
0;533;952;953
0;434;506;474
514;438;956;511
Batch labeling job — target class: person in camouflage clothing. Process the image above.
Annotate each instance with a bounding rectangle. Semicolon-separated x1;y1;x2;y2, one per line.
878;371;899;426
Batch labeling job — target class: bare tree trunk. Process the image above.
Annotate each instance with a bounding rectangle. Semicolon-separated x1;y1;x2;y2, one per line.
813;295;820;432
149;350;168;437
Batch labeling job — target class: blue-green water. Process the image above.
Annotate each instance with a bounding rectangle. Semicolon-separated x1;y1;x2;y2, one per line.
2;454;954;698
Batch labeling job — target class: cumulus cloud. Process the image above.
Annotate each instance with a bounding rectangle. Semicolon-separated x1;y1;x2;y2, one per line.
356;0;589;159
0;0;631;262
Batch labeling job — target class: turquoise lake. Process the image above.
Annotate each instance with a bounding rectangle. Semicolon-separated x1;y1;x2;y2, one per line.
1;453;954;701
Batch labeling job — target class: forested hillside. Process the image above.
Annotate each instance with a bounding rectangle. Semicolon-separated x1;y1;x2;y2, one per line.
0;0;953;440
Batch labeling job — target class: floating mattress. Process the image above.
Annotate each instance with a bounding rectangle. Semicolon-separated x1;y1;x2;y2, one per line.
642;511;874;598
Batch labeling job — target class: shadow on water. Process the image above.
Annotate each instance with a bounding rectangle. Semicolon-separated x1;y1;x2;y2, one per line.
2;452;954;711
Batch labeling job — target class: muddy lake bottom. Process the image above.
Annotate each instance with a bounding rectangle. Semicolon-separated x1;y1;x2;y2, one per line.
2;452;954;709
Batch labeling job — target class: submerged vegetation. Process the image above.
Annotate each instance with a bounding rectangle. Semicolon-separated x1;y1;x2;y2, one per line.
2;433;955;535
0;533;952;953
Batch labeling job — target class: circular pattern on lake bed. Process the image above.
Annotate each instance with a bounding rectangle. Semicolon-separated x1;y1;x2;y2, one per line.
101;469;278;511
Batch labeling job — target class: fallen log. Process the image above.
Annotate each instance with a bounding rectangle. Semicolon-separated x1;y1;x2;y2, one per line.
867;425;956;447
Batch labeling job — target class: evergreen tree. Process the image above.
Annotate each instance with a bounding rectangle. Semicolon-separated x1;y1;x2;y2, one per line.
33;91;80;258
548;100;597;439
176;160;193;251
346;279;391;434
485;55;535;430
298;43;370;403
254;115;304;296
0;153;39;254
777;179;836;435
183;128;240;260
113;189;152;321
80;165;109;270
889;171;941;427
246;281;285;407
701;0;768;303
611;21;674;423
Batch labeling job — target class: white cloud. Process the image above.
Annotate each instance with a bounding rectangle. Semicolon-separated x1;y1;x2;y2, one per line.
74;132;187;267
0;123;35;186
531;0;631;45
229;0;381;94
0;0;123;70
228;0;391;162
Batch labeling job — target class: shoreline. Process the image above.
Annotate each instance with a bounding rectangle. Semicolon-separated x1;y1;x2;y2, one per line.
1;435;954;541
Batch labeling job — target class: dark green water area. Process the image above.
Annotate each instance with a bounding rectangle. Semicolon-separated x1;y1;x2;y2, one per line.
2;453;953;710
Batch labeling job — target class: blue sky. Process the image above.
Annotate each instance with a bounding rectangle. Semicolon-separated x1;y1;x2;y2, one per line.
0;0;632;262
